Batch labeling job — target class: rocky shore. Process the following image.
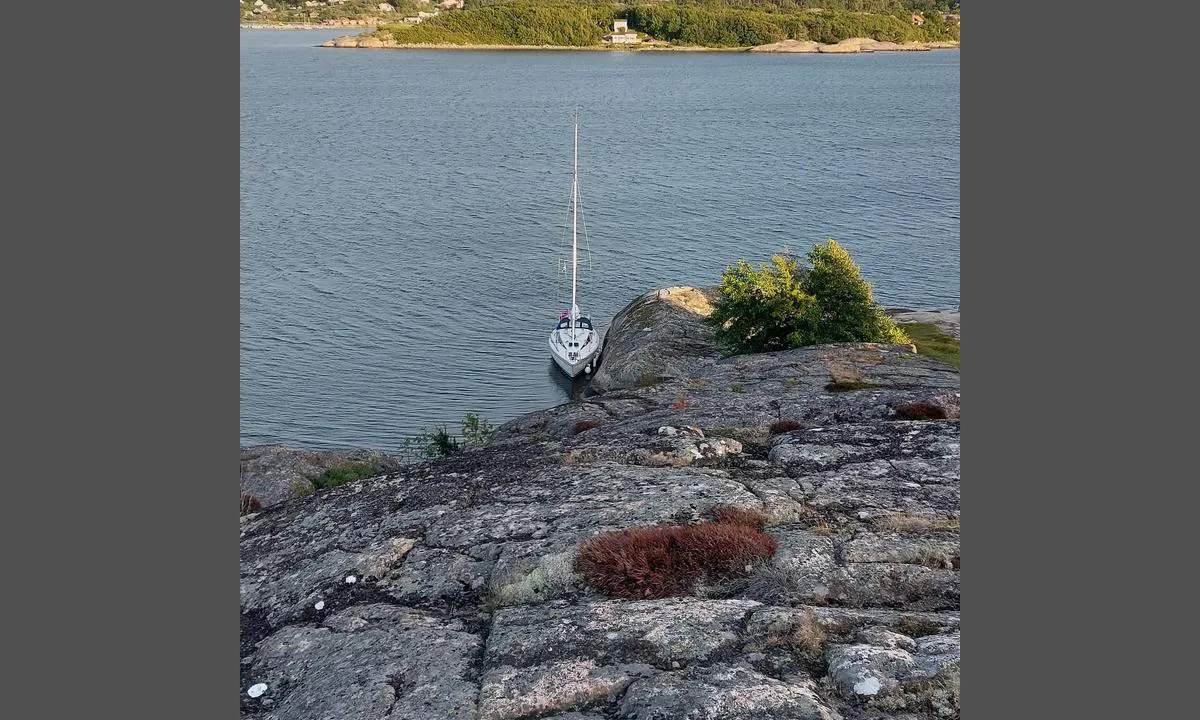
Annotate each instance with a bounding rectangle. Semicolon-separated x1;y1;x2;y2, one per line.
241;22;377;30
240;287;961;719
749;37;959;53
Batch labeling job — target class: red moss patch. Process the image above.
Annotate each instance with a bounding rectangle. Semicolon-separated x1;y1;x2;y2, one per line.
893;401;950;420
240;493;262;515
576;520;777;599
670;395;694;411
571;419;603;435
709;505;768;529
769;419;803;435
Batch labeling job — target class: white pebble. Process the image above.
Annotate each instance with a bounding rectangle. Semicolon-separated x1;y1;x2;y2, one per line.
247;683;268;698
345;575;357;584
314;601;325;610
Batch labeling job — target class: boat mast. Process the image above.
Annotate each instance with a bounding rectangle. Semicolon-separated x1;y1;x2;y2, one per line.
571;119;579;323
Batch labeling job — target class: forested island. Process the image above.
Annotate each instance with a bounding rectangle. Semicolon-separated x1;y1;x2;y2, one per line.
243;1;961;52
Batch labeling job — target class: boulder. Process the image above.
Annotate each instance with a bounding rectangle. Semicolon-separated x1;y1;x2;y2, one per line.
239;444;403;511
589;286;723;393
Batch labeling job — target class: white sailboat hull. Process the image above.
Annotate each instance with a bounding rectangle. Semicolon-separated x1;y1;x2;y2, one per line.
549;325;601;378
549;344;600;378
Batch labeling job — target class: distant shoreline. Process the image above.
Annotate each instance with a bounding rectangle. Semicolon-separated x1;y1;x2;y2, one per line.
315;35;960;54
239;24;958;54
241;23;375;31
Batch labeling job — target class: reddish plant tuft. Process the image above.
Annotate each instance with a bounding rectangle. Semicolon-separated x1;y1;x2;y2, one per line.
893;401;950;420
575;520;777;599
571;419;603;435
670;394;694;412
769;419;803;435
240;493;262;515
709;505;768;529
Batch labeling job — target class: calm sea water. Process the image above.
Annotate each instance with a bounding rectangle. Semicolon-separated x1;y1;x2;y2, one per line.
240;29;959;451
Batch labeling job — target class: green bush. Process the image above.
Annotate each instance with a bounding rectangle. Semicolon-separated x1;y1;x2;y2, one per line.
805;240;910;344
708;239;909;355
461;412;497;446
402;412;496;460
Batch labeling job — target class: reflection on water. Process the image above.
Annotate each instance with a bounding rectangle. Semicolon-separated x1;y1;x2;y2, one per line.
546;360;592;403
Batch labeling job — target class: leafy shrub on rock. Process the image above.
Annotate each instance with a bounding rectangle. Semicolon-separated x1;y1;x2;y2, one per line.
708;240;910;355
402;412;496;460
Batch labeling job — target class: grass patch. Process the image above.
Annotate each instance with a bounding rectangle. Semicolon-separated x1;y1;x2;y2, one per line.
897;322;959;368
730;383;744;393
636;371;662;387
871;666;960;716
310;461;380;491
873;513;960;533
766;611;827;657
897;614;946;638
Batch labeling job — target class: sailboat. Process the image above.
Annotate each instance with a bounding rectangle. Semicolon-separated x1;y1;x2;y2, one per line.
549;121;602;378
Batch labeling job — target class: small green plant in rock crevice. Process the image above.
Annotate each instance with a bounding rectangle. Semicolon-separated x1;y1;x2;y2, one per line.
403;412;497;461
310;461;380;491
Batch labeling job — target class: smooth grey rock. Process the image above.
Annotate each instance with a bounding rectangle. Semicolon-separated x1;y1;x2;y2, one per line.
843;532;959;569
619;665;840;719
241;604;480;720
478;660;651;720
856;626;918;652
486;598;760;670
825;630;959;713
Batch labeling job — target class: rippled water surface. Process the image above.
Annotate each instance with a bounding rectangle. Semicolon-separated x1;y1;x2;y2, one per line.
241;30;959;451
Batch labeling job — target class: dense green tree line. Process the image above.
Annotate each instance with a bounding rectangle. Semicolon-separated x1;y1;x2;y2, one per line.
464;0;959;11
381;2;958;47
626;4;960;46
383;3;618;44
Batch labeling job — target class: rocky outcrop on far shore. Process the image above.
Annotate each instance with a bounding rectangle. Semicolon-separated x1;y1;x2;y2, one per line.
240;287;961;719
749;37;960;53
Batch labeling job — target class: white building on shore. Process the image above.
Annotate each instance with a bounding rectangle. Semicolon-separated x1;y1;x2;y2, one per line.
603;19;638;44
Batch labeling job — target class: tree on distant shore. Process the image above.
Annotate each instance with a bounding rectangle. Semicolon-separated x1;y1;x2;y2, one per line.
708;239;909;355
